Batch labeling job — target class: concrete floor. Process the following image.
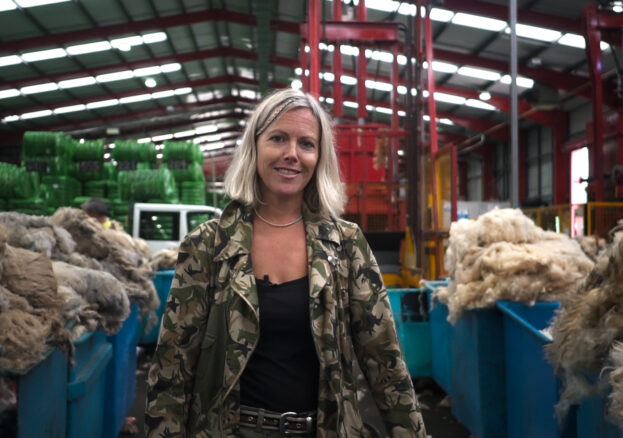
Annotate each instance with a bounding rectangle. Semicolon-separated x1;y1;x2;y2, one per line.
123;346;472;438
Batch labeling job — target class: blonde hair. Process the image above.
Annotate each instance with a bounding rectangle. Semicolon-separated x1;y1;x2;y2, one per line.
224;88;345;219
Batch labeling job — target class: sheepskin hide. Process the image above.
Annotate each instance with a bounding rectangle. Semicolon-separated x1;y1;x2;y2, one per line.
0;285;70;371
577;235;607;262
0;212;76;259
51;208;159;316
436;208;594;323
151;248;178;271
546;230;623;421
52;261;130;334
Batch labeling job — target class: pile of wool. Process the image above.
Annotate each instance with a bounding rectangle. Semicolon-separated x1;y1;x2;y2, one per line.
577;234;607;262
546;229;623;421
0;223;71;371
50;207;159;317
151;247;178;271
436;208;594;323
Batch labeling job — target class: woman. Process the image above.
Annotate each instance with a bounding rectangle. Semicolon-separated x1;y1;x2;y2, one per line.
145;88;426;437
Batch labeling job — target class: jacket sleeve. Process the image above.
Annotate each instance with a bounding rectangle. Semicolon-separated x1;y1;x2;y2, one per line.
347;226;427;438
145;229;213;437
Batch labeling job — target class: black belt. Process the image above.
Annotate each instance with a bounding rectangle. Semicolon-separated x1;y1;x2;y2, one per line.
239;405;316;436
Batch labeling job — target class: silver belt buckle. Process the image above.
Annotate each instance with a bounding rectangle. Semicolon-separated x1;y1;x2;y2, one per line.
279;411;296;435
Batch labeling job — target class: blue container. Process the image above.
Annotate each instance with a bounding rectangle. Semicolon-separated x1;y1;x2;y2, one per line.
577;393;623;437
67;331;112;438
497;301;576;438
387;289;432;378
140;269;175;345
4;348;68;438
450;307;506;438
423;280;452;394
103;303;140;438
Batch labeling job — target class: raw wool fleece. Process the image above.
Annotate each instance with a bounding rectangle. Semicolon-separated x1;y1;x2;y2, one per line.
151;247;178;271
546;230;623;421
608;342;623;428
0;212;76;259
51;207;159;316
436;208;594;323
52;261;130;334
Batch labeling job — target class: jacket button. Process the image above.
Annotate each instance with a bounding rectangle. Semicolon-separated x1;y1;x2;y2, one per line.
327;256;333;263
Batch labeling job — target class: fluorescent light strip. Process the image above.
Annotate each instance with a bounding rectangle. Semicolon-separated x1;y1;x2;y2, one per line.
3;86;193;121
1;32;167;68
457;66;501;81
508;24;561;43
500;75;534;88
452;12;507;32
0;62;181;100
465;99;496;111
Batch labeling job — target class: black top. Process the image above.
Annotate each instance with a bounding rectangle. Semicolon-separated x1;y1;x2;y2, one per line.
239;275;320;413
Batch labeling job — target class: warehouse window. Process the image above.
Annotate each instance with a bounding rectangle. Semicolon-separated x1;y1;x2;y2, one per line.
525;126;553;205
139;212;179;241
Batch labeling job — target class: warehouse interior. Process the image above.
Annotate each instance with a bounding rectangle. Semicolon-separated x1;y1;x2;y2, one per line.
2;0;623;437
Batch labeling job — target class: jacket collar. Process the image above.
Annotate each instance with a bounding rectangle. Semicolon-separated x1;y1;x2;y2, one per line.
213;201;341;263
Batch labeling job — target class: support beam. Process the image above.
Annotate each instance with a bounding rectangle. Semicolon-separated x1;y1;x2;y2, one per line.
2;10;298;53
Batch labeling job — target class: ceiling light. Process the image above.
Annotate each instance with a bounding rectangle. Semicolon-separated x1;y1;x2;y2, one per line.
134;66;161;77
458;66;501;81
452;13;506;32
0;0;16;11
66;41;111;55
0;55;21;67
558;33;585;49
21;48;67;62
320;72;335;81
366;49;393;63
397;55;407;65
430;8;454;22
144;78;157;88
365;80;393;92
439;118;454;125
137;137;151;143
21;109;53;119
340;75;357;85
201;143;226;151
58;76;97;88
500;74;534;88
291;79;303;90
0;89;20;99
343;101;358;108
325;97;334;104
375;106;393;114
160;63;182;73
465;99;496;111
397;110;406;117
174;130;195;138
431;61;459;74
294;67;303;75
3;115;19;122
96;70;134;82
507;23;561;42
119;94;151;104
15;0;71;6
110;35;143;51
142;32;167;44
174;87;192;95
195;125;218;134
20;82;59;94
152;134;173;142
479;91;492;101
397;85;407;95
86;99;119;109
434;92;466;105
151;90;176;99
340;45;360;57
54;104;86;114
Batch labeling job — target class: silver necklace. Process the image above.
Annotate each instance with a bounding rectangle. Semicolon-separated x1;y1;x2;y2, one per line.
253;208;303;227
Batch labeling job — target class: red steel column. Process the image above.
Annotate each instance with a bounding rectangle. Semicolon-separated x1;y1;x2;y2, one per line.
583;3;604;201
308;0;321;98
332;0;343;117
357;2;367;119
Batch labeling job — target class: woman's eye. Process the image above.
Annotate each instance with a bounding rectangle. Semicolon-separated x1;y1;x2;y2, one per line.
301;141;315;149
270;135;284;142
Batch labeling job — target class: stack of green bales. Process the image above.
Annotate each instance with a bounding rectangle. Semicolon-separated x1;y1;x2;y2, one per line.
0;162;43;214
111;141;173;212
22;131;78;214
117;168;178;204
162;141;205;205
72;140;107;209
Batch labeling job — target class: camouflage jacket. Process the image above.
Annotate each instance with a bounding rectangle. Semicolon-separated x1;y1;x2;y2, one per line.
145;201;426;437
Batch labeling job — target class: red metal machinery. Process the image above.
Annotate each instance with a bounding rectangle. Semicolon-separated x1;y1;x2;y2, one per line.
300;0;404;232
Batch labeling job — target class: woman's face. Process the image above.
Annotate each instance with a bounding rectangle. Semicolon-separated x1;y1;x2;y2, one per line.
256;107;320;203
